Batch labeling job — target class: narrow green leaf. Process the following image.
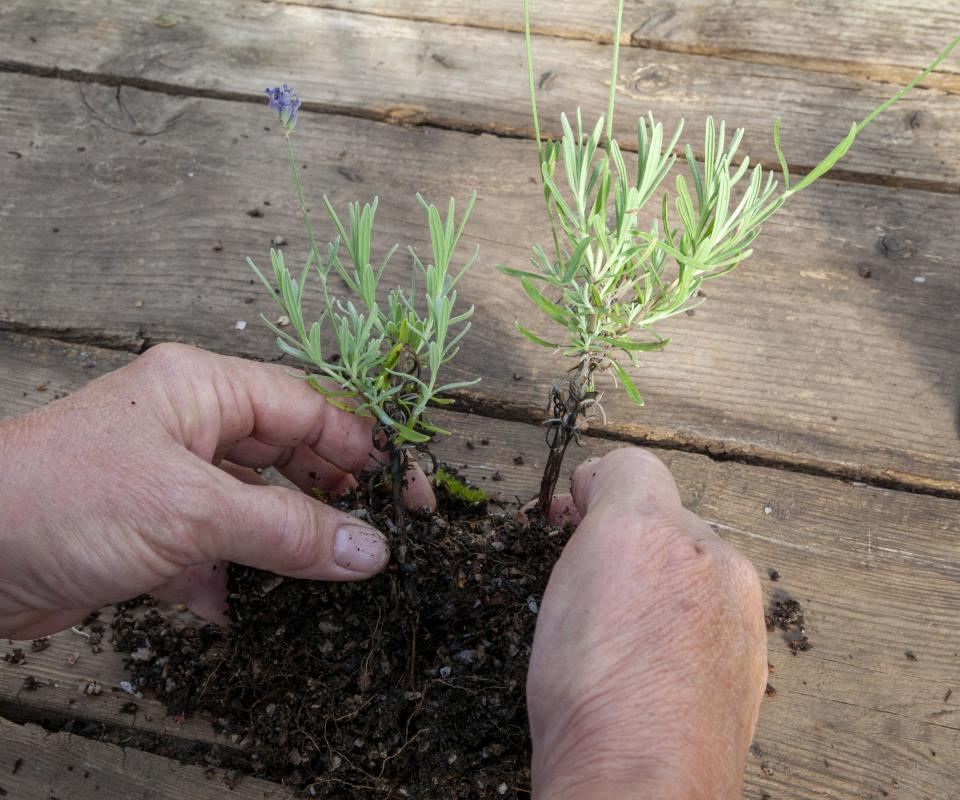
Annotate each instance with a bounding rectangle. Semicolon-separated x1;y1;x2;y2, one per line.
611;360;645;407
598;335;669;352
515;323;561;349
521;277;570;326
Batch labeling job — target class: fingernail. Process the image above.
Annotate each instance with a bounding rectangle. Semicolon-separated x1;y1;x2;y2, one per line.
334;524;389;574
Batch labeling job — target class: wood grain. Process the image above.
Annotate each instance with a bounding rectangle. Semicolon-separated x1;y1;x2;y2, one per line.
275;0;960;90
0;716;291;799
1;0;959;190
0;333;959;798
1;74;958;492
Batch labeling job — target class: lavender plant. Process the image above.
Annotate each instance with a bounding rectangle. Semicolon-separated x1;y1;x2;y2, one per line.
249;86;479;539
504;2;960;513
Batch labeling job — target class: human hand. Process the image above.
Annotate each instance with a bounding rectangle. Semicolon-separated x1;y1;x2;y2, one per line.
0;343;434;640
527;448;767;800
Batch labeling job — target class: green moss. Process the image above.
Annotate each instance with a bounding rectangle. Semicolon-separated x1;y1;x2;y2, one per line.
434;468;487;505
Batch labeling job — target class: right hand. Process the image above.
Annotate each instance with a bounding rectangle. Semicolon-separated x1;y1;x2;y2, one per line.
528;447;767;799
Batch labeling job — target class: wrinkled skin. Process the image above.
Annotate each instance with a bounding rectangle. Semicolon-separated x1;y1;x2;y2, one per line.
0;343;433;637
531;449;768;799
0;345;766;797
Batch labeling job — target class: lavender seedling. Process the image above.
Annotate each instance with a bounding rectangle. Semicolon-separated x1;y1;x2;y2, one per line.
504;2;959;514
249;86;479;546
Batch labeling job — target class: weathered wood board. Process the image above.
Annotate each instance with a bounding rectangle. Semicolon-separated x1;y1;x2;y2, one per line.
0;716;292;799
2;0;958;190
1;333;959;799
1;74;959;493
276;0;960;89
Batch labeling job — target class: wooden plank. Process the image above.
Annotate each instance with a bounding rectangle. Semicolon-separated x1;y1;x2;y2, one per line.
1;333;959;799
1;0;959;190
0;716;291;798
275;0;960;89
1;74;958;492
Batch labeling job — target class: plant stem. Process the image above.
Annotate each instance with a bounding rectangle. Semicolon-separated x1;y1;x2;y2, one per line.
855;34;959;135
536;361;594;514
522;0;563;264
523;0;545;168
389;444;408;560
605;0;625;144
537;426;577;515
284;135;324;267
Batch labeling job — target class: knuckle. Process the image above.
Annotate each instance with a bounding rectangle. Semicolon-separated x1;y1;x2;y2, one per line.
139;341;195;370
265;487;325;567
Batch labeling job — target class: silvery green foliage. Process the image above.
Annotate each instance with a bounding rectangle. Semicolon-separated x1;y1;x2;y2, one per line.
249;87;479;448
500;109;786;406
504;4;960;410
248;192;479;446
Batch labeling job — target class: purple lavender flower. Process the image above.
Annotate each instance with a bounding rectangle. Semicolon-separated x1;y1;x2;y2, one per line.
265;84;302;132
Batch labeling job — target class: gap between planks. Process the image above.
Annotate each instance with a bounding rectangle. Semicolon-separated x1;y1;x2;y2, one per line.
271;0;960;95
2;325;958;503
0;59;957;198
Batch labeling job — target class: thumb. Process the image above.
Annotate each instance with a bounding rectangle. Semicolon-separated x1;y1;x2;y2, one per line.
571;447;682;520
205;472;390;580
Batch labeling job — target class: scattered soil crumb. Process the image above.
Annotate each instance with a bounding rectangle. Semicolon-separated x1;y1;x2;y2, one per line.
113;475;569;797
765;593;811;655
905;650;917;661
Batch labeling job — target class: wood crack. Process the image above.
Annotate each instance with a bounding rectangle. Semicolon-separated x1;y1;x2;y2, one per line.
2;323;956;502
0;60;957;196
270;1;960;95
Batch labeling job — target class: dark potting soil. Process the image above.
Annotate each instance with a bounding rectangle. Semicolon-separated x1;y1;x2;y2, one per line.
112;475;568;798
765;592;812;655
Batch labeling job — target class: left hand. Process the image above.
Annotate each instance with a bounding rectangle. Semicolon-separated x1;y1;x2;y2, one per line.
0;343;434;639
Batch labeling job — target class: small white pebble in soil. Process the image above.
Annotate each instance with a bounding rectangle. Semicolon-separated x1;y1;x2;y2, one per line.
235;320;247;331
134;299;144;308
913;275;926;283
439;665;452;679
527;597;540;614
447;753;458;765
277;314;290;327
130;646;152;662
118;680;142;698
763;505;773;515
499;784;509;796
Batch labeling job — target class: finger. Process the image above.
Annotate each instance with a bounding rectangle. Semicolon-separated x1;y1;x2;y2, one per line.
401;459;435;511
153;562;230;626
225;438;433;510
219;459;269;486
547;493;582;527
225;439;357;494
209;356;383;476
203;464;390;580
571;447;682;520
